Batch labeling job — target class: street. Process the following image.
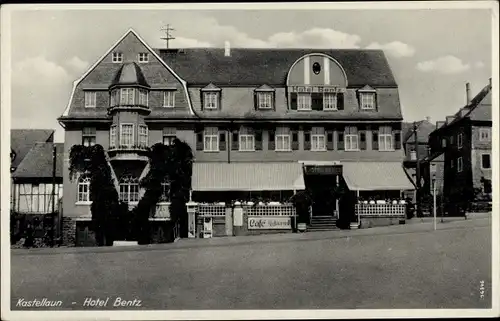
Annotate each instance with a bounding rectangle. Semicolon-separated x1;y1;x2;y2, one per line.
11;214;492;310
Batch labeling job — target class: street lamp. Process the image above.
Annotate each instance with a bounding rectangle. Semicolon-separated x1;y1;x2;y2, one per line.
432;173;437;231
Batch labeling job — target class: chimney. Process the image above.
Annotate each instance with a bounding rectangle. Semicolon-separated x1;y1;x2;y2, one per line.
426;116;431;122
224;41;231;57
466;82;471;105
446;115;455;124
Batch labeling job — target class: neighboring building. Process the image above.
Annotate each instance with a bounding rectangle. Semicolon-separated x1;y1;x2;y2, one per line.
427;80;492;209
58;29;414;241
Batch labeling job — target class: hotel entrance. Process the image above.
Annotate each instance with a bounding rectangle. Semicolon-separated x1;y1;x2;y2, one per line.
303;165;342;218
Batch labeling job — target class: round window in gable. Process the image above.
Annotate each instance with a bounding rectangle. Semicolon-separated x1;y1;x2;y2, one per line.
312;62;321;75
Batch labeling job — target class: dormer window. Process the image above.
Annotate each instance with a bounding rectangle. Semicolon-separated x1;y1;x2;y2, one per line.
138;89;148;107
84;91;97;108
361;93;375;110
120;88;135;105
203;92;219;110
112;52;123;63
257;92;273;109
138;53;149;63
323;93;337;110
297;93;312;111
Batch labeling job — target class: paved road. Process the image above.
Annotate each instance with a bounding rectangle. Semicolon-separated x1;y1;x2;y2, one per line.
10;215;492;310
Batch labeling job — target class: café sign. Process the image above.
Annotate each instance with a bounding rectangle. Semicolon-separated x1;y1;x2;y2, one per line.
289;86;346;93
305;165;342;175
248;217;291;230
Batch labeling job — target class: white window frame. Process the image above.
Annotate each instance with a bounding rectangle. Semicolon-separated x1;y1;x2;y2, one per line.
110;125;117;149
138;52;149;63
138;125;148;147
345;127;359;151
323;93;337;111
457;157;463;173
311;127;326;151
82;127;96;147
119;176;140;203
120;123;134;147
479;128;491;142
77;175;91;204
203;92;219;110
239;127;255;152
84;91;97;108
481;153;491;170
361;93;375;110
120;88;135;105
112;52;123;63
257;92;273;109
163;127;176;146
138;89;148;107
159;180;170;203
379;126;393;151
163;91;176;108
297;93;312;111
275;127;291;151
204;127;219;152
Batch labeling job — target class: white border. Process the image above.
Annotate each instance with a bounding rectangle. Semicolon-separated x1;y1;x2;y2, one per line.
1;2;499;320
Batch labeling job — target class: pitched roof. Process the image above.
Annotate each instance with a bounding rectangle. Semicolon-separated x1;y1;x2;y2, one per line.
158;48;397;87
110;62;150;88
12;142;64;179
10;129;54;169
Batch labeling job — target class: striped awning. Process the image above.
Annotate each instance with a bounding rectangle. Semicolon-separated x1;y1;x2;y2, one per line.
342;162;415;191
192;162;305;191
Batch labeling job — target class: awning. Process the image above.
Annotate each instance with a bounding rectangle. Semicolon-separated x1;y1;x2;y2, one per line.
192;162;305;191
342;162;415;191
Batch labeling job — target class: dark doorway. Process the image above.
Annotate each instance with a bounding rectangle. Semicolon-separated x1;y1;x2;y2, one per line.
304;174;337;217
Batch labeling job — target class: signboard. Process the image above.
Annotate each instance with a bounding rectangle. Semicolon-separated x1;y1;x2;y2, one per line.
289;86;346;93
248;217;291;230
305;165;342;175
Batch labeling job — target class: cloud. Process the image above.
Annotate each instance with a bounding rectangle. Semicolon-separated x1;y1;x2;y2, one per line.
171;37;213;48
366;41;415;58
474;61;485;69
416;55;471;74
266;28;362;48
65;56;89;74
13;56;71;87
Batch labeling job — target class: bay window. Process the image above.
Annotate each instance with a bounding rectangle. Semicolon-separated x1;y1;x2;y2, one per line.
138;125;148;147
138;89;148;107
120;124;134;147
120;88;135;105
110;125;116;149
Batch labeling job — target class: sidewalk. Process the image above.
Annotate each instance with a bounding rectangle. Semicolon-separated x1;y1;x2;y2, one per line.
11;212;491;256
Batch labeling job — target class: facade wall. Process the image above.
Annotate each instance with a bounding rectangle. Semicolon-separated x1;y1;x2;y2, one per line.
471;125;492;190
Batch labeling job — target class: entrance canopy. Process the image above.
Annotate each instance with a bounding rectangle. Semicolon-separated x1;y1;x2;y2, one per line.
192;162;305;191
342;162;415;191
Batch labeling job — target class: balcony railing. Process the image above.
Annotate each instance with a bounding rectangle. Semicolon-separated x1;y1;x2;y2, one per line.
355;203;406;218
108;144;149;161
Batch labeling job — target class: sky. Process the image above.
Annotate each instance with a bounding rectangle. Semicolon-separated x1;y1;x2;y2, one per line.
7;6;494;142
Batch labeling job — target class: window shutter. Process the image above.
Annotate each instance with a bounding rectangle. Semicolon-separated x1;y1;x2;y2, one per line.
360;131;367;150
326;131;334;150
337;131;345;150
292;130;299;150
231;131;239;150
219;131;226;151
268;129;275;150
372;131;379;150
290;93;297;110
196;131;203;151
255;130;263;150
200;91;204;111
254;92;258;110
337;93;344;110
394;131;402;150
304;128;311;150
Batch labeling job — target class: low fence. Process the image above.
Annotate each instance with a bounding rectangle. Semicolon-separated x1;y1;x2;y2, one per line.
355;203;406;218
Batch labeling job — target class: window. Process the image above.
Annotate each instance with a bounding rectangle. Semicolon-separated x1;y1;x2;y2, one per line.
450;159;454;169
297;93;312;110
163;91;175;108
323;93;337;110
120;88;135;105
163;127;176;146
138;52;149;63
257;92;273;109
112;52;123;63
481;154;491;169
275;127;291;151
120;124;134;147
239;127;255;151
15;183;63;213
379;126;393;151
160;180;170;202
138;89;148;106
110;125;117;149
82;127;96;147
457;157;463;172
119;176;139;203
361;93;375;110
204;92;219;110
457;133;463;149
204;127;219;151
345;126;359;151
84;91;97;108
311;127;326;151
77;175;91;203
138;125;148;147
480;128;491;141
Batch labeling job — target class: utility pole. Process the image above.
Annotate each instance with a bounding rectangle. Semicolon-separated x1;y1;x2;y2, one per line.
160;24;175;49
51;144;57;247
413;121;422;217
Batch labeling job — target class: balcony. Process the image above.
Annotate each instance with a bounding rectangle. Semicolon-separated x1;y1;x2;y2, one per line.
108;144;149;162
107;104;151;116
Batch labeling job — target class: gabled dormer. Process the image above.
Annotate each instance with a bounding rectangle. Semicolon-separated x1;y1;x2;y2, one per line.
254;84;275;110
200;83;222;111
357;85;377;111
108;62;151;115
